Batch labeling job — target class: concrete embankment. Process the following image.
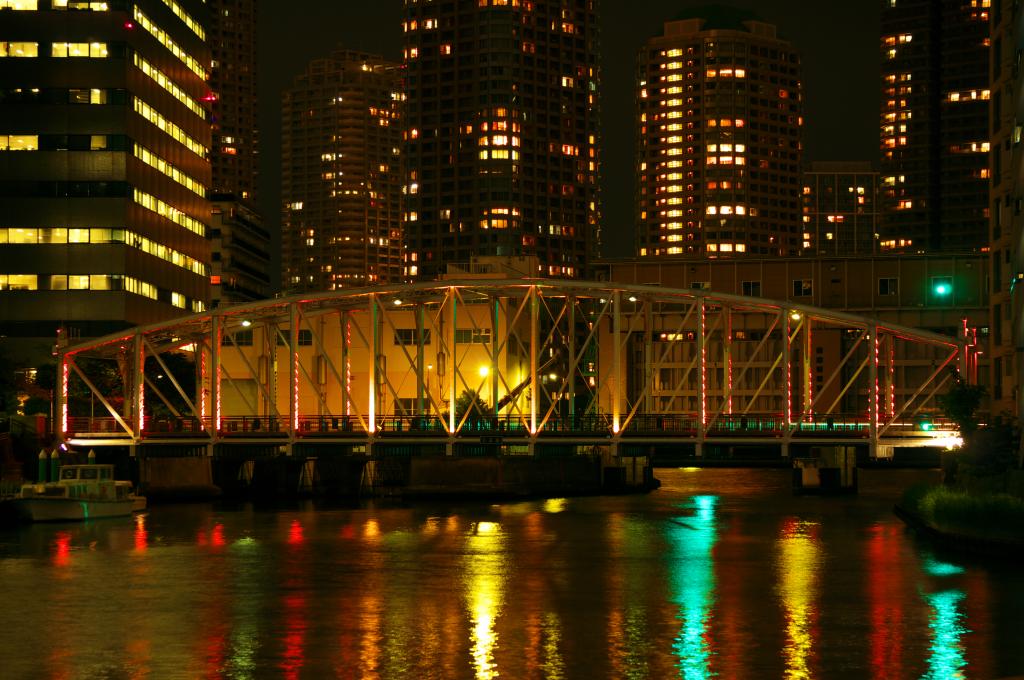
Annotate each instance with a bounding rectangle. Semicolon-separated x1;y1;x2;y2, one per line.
139;457;221;502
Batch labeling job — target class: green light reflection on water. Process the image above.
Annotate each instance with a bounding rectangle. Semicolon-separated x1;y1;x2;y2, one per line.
923;589;968;680
666;494;719;679
923;558;964;577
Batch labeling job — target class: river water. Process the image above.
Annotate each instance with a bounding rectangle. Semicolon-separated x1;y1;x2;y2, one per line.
1;467;1022;679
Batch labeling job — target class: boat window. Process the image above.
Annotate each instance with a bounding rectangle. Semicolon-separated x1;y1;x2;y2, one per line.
99;468;110;479
61;468;77;480
80;468;98;479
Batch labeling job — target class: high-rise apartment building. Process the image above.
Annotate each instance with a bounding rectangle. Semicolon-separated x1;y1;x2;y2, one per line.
208;0;255;201
801;162;879;256
281;50;403;292
401;0;601;280
879;0;990;253
0;0;212;357
207;0;268;305
989;0;1020;419
636;12;803;259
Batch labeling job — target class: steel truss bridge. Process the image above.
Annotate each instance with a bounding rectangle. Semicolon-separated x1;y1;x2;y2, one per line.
57;279;976;459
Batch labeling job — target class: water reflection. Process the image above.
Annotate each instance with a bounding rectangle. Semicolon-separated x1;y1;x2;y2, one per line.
866;524;905;678
666;495;719;679
776;519;821;680
463;520;507;679
924;589;968;679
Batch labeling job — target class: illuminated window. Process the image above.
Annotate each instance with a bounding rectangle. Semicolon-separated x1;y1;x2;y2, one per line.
134;53;205;119
0;42;38;57
0;274;38;290
0;0;38;8
52;42;107;57
0;134;38;150
133;6;207;79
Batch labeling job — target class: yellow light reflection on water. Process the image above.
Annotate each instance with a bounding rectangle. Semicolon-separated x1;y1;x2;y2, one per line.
543;498;567;513
776;519;821;680
463;521;507;679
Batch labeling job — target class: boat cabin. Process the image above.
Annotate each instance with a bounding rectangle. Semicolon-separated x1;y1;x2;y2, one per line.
60;465;115;481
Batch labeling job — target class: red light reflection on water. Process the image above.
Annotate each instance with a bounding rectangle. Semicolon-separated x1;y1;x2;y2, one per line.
134;514;148;552
52;531;71;567
211;523;225;548
866;524;904;679
288;520;304;545
280;593;308;679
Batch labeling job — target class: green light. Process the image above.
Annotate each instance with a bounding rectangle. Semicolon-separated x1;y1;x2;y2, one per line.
921;421;933;431
934;283;950;296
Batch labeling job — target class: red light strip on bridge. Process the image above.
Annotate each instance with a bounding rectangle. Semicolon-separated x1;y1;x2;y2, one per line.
60;359;69;436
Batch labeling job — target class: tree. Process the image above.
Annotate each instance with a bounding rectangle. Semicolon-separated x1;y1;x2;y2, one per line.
452;389;493;425
936;369;986;437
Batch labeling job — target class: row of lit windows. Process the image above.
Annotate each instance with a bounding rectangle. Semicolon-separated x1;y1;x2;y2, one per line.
158;0;204;41
133;53;205;119
705;205;747;216
134;143;205;197
706;243;748;253
0;227;206;275
0;0;110;8
0;41;106;57
133;188;206;236
946;89;990;102
133;97;208;157
132;5;207;80
0;134;37;150
479;149;519;160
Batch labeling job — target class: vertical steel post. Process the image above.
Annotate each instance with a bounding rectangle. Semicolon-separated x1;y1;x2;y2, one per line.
340;310;349;417
803;314;813;420
289;302;299;442
530;286;538;434
449;287;457;434
417;303;426;417
57;352;68;443
491;296;499;419
369;293;378;433
783;310;792;430
697;297;706;441
567;295;575;421
211;313;221;435
644;298;653;417
869;324;879;453
612;290;621;433
133;332;144;438
723;304;732;414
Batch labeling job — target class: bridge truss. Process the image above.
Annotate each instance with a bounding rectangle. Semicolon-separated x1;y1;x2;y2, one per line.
57;279;976;457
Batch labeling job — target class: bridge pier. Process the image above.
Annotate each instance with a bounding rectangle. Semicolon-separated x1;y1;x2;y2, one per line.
694;442;703;458
445;440;454;456
781;442;791;459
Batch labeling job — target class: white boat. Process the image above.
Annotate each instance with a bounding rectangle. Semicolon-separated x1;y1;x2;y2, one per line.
14;464;146;522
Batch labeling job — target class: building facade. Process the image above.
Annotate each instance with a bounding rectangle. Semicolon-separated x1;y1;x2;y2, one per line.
801;162;879;256
281;50;403;293
206;0;267;305
879;0;990;253
0;0;212;359
636;12;803;259
401;0;601;280
989;0;1022;420
209;194;269;307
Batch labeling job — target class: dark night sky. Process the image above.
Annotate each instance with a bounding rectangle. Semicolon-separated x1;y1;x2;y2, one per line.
258;1;880;262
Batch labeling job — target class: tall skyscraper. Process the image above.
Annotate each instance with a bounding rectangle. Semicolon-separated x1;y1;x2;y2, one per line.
401;0;601;280
879;0;990;253
281;50;403;292
0;0;212;358
635;12;803;259
989;0;1019;419
207;0;268;304
801;162;879;256
208;0;256;201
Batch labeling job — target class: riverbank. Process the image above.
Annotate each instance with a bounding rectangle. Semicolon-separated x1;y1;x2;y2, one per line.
894;485;1024;558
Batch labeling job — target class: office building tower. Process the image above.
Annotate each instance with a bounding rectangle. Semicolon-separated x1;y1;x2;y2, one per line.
879;0;990;253
401;0;601;280
801;162;879;256
636;12;803;259
0;0;212;359
209;195;270;306
989;0;1019;419
281;50;403;292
